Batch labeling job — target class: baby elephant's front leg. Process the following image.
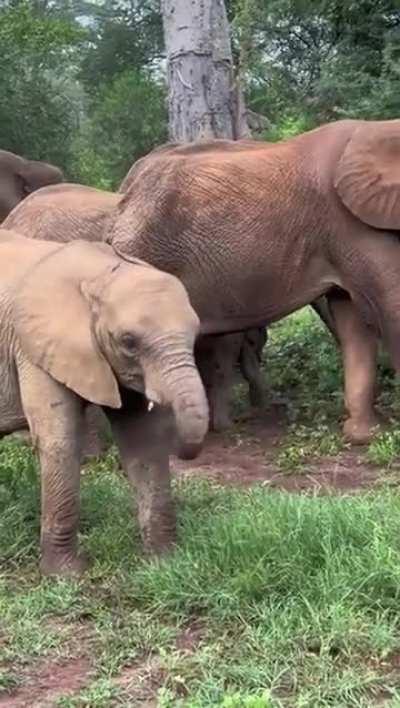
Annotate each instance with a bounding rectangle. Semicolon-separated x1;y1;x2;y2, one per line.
17;359;87;577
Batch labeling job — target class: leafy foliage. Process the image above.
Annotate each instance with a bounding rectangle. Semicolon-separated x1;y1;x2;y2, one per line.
78;0;163;92
233;0;400;139
0;0;166;183
0;1;85;168
72;68;167;189
1;1;399;178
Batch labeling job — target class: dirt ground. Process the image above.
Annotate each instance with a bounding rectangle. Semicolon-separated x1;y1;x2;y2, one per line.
173;407;381;495
0;408;388;707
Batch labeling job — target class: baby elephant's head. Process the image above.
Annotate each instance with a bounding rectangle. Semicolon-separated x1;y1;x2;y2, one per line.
14;241;208;459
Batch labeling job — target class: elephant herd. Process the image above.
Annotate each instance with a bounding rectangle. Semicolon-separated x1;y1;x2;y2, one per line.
1;117;400;576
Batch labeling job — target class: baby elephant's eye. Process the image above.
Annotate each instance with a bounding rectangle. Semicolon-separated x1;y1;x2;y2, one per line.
120;333;137;349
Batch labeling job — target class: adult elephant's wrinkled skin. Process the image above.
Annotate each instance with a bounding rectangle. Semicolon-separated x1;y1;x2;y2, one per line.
108;119;400;443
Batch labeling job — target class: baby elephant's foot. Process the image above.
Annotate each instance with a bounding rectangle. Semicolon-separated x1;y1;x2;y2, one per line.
343;416;381;445
40;548;89;578
140;511;177;556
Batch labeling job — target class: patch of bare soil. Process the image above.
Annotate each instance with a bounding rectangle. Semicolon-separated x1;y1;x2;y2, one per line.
172;408;383;494
112;655;165;707
0;619;206;708
364;653;400;705
0;656;92;708
175;619;206;653
112;621;205;706
0;621;94;708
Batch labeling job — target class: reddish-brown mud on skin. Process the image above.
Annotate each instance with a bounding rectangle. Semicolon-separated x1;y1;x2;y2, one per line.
0;657;92;708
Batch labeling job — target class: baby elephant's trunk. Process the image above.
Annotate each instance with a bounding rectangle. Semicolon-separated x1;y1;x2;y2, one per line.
160;355;209;459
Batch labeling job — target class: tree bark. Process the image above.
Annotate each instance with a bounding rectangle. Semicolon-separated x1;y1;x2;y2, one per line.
161;0;251;141
161;0;264;433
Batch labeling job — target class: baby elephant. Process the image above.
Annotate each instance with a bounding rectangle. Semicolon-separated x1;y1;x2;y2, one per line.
0;230;208;576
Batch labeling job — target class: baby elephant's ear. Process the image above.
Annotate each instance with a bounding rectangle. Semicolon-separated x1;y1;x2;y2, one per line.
14;242;122;408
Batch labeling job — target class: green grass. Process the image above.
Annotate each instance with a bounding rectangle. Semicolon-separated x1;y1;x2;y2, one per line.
266;306;400;426
261;307;400;473
2;436;400;705
276;424;344;471
367;429;400;468
265;308;344;424
2;307;400;705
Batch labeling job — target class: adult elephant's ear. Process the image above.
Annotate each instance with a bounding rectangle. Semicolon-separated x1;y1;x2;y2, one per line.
334;120;400;229
13;241;122;409
19;159;64;195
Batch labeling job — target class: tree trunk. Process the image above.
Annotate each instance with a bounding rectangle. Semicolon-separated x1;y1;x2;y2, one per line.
161;0;264;433
161;0;251;142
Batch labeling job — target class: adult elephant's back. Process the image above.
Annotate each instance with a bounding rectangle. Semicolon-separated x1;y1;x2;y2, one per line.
4;183;121;243
117;139;341;339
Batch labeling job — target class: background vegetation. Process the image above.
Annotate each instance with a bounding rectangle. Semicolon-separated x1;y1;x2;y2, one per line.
1;0;399;187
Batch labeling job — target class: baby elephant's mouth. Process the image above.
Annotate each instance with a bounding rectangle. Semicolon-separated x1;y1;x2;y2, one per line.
121;370;145;393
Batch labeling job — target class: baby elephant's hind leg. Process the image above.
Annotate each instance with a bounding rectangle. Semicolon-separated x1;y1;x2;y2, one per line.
17;358;87;576
81;405;110;459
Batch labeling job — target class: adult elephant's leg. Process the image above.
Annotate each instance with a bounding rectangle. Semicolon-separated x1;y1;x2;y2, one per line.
311;297;339;341
105;391;176;553
327;293;379;443
17;359;86;576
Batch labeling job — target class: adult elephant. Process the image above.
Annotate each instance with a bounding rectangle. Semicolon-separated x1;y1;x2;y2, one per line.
0;149;63;223
107;119;400;445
